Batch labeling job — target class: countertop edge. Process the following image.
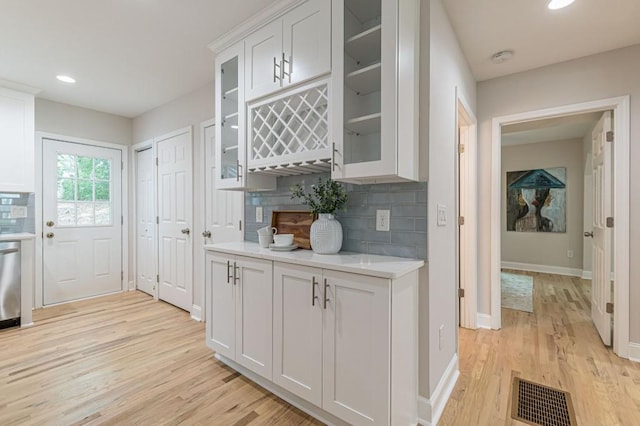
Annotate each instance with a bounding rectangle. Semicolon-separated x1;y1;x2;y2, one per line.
204;243;425;279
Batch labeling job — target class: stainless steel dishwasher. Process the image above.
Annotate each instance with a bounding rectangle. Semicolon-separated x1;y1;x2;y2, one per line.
0;241;20;329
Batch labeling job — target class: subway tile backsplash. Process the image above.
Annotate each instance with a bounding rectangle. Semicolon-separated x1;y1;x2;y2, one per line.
245;172;427;260
0;193;35;234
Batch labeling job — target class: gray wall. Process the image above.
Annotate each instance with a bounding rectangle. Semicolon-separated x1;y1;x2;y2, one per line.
476;44;640;343
501;139;584;270
244;173;427;260
0;193;34;234
36;98;132;145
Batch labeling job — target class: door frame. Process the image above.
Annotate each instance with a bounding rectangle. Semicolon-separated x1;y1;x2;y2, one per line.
455;89;478;329
131;139;157;299
198;118;215;321
489;96;630;358
35;132;129;308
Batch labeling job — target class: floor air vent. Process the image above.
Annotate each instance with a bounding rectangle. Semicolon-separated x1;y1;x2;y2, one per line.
511;377;577;426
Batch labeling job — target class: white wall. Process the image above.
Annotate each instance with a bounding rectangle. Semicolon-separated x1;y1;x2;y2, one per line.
131;81;214;316
36;98;132;145
424;0;477;403
476;44;640;343
501;139;584;270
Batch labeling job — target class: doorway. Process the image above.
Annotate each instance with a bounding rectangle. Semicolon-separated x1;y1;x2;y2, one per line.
38;135;127;306
489;96;630;357
135;146;156;297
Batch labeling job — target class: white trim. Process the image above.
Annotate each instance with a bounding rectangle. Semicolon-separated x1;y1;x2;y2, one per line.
456;88;478;330
628;343;640;363
128;280;135;291
35;131;129;309
417;354;459;426
476;313;492;330
131;139;157;300
207;0;305;54
582;270;593;280
199;118;215;322
190;304;203;322
490;96;630;360
501;261;582;277
215;354;350;426
0;78;41;95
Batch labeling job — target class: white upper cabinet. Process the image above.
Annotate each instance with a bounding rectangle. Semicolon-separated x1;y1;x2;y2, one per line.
215;41;276;191
245;0;331;102
331;0;420;184
0;87;34;192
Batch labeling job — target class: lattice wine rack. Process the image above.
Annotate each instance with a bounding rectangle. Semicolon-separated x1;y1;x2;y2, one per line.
248;80;331;176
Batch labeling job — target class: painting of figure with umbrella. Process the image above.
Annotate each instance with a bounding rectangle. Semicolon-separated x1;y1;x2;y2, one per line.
506;167;566;233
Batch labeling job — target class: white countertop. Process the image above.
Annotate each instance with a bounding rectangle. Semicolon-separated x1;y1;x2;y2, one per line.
0;233;36;241
205;241;424;279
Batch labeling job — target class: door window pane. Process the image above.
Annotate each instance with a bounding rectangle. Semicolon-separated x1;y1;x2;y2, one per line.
55;153;113;226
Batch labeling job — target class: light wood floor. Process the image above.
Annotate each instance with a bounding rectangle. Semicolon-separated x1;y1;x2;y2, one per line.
440;271;640;425
0;292;322;425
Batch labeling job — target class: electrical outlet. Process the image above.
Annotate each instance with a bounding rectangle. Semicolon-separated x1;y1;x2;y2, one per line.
439;325;445;350
256;206;263;223
437;204;447;226
376;210;390;231
567;250;574;258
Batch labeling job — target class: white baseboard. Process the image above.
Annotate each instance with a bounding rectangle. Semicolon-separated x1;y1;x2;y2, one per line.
476;313;492;330
417;354;459;426
128;280;135;291
582;270;592;279
628;343;640;362
191;304;203;322
501;261;582;277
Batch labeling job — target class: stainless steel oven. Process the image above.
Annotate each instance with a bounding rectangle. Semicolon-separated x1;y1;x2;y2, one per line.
0;241;20;329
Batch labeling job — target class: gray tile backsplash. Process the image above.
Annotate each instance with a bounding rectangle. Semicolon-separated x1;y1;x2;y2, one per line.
0;193;35;234
245;172;427;260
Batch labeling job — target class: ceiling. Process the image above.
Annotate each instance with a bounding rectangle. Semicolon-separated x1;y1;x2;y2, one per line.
0;0;276;118
442;0;640;81
2;1;639;118
501;111;602;146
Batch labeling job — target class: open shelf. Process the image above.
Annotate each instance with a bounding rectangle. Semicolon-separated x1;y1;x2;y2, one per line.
224;111;239;121
345;25;381;65
345;62;381;95
223;87;238;101
223;145;238;154
345;112;381;135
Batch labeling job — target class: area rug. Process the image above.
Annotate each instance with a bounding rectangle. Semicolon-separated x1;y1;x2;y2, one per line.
501;272;534;313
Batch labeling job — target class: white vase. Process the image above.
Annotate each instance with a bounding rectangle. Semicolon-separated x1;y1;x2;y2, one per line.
310;213;343;254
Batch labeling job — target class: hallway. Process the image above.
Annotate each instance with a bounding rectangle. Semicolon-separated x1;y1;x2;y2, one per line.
441;272;640;425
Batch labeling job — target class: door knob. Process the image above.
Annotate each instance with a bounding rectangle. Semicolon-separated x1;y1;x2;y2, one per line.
181;228;190;235
46;221;54;227
46;232;55;239
202;230;211;238
584;231;594;238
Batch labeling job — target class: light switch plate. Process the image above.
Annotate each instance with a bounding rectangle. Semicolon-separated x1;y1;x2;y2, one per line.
437;204;447;227
256;206;263;223
376;210;390;231
9;206;27;219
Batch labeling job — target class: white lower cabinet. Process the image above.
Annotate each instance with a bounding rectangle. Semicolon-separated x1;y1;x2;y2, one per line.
206;252;273;380
207;250;418;425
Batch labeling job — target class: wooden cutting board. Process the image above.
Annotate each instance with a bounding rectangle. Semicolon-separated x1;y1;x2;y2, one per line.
271;210;316;250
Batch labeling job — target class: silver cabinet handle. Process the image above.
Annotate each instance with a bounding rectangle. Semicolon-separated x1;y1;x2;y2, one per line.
584;231;594;238
273;57;281;82
323;278;330;309
312;276;319;306
181;228;190;235
234;262;240;285
46;232;55;239
236;161;243;182
332;142;339;172
0;248;18;255
226;260;232;284
282;53;291;83
202;230;211;238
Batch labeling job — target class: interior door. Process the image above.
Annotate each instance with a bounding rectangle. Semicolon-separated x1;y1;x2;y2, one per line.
136;147;155;296
590;111;613;345
282;0;331;87
245;19;283;101
157;128;193;312
203;120;243;244
43;139;122;305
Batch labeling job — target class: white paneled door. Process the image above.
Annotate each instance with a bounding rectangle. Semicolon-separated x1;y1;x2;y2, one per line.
203;120;243;245
157;129;193;312
43;139;122;305
590;111;613;346
136;147;155;296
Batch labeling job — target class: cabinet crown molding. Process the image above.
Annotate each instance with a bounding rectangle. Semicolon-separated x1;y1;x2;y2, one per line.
0;79;41;95
207;0;306;55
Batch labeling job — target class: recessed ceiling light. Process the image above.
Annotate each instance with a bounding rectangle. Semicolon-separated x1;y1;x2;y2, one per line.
56;75;76;84
548;0;575;10
491;50;514;64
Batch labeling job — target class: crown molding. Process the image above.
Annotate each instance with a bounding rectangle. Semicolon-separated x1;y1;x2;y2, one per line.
0;79;41;95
